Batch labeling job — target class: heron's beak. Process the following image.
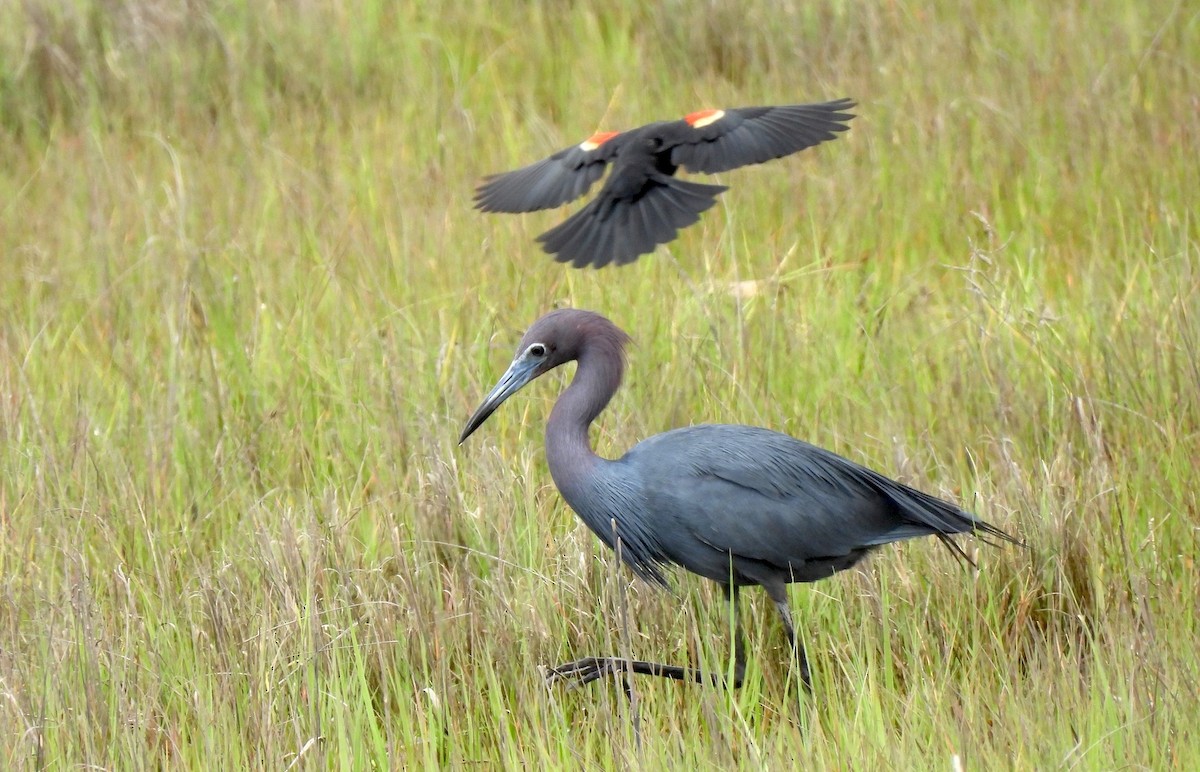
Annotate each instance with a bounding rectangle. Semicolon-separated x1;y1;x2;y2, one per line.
458;354;542;444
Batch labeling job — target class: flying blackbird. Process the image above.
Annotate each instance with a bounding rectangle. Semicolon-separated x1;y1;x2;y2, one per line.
474;98;856;268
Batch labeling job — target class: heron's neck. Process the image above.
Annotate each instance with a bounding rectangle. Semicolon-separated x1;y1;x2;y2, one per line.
545;344;623;494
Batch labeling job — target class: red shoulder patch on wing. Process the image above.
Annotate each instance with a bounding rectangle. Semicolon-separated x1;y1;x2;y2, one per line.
580;131;619;151
684;109;726;128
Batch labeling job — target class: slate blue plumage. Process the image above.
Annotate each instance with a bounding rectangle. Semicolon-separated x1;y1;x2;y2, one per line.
459;308;1019;689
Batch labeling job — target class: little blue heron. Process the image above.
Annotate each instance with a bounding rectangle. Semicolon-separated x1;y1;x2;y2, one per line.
474;99;855;268
459;309;1019;689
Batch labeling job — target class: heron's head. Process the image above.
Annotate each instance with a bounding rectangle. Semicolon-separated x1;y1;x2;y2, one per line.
458;309;629;444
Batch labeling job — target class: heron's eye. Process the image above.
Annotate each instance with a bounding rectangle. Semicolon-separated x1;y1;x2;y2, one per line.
527;343;547;358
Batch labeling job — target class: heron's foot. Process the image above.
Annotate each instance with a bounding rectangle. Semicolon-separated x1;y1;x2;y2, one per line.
545;657;623;689
546;656;728;688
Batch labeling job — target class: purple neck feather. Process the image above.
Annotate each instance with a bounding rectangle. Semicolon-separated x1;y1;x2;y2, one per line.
545;332;625;497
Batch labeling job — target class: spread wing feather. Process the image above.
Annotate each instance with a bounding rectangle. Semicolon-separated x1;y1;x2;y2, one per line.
474;138;623;213
669;99;856;174
538;176;726;268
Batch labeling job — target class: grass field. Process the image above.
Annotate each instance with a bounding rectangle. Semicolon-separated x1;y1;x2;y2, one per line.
1;0;1197;767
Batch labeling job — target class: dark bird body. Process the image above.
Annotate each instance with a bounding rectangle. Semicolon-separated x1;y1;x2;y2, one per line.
459;309;1019;688
474;100;856;268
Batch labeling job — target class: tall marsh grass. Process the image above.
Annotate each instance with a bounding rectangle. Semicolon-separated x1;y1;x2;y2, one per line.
1;0;1197;766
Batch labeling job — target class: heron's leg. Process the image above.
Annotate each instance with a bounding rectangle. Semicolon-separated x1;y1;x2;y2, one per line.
546;585;747;689
724;584;747;687
764;582;812;690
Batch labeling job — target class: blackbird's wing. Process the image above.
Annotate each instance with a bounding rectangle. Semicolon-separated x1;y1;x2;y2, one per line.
473;132;625;213
668;99;856;175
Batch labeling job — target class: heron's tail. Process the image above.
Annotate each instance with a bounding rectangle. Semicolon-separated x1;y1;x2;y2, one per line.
868;477;1024;564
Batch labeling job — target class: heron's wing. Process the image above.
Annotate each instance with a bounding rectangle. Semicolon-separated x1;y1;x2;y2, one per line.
667;99;855;175
677;442;906;562
473;134;624;213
